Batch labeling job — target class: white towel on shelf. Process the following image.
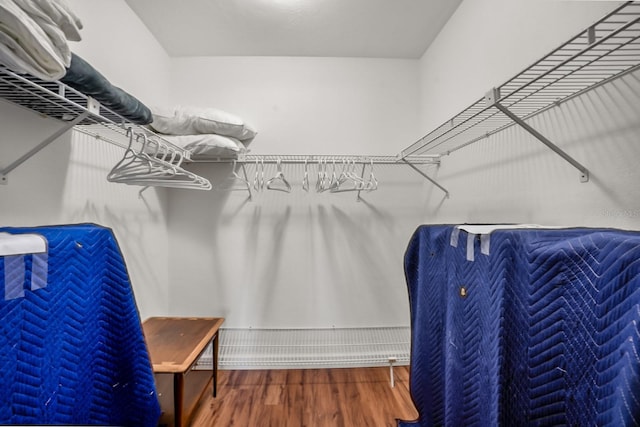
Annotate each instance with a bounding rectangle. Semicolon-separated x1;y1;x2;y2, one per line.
28;0;82;42
0;0;66;80
0;30;54;77
0;232;47;256
13;0;75;66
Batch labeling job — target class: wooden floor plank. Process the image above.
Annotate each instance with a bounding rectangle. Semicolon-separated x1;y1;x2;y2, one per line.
189;366;418;427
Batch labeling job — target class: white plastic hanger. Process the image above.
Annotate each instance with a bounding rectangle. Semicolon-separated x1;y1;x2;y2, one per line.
107;129;211;190
253;157;265;192
302;158;310;192
266;158;292;193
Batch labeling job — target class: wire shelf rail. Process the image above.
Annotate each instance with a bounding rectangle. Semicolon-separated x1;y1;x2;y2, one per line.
398;2;640;170
193;153;440;165
196;327;411;370
0;66;212;189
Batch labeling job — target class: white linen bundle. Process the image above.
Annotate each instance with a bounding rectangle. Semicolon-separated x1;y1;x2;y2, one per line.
0;0;82;80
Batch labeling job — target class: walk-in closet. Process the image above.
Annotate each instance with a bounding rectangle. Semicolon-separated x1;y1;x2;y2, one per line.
1;1;639;426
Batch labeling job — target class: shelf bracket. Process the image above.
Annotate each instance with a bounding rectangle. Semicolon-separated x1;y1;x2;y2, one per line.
486;88;589;183
401;158;450;198
1;111;90;184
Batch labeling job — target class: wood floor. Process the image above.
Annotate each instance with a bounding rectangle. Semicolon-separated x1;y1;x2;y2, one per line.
183;366;418;427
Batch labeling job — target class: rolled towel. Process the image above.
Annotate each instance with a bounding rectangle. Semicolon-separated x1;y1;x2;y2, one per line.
0;0;66;80
13;0;71;66
31;0;82;42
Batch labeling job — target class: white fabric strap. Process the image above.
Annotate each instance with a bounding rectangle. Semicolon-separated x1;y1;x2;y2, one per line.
0;232;47;256
450;228;460;248
4;255;25;300
481;234;491;256
1;232;49;300
453;224;557;260
31;252;48;290
466;233;476;262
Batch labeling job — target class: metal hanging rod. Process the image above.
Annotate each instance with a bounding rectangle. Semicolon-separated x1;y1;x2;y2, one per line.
197;154;449;196
194;154;441;165
207;154;449;199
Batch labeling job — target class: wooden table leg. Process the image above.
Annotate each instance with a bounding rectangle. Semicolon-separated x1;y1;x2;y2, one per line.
213;333;219;398
174;373;184;427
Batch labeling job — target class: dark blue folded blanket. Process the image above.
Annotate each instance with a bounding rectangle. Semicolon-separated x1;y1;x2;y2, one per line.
61;53;152;124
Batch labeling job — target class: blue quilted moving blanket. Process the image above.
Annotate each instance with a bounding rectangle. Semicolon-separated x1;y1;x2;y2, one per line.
0;224;160;426
401;225;640;427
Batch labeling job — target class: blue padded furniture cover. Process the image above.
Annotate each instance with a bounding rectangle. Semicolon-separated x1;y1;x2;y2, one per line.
400;225;640;427
0;224;160;426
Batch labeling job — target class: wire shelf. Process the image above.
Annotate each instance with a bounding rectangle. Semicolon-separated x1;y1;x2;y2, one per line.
0;66;216;189
0;65;192;160
191;154;441;165
399;1;640;158
196;327;411;370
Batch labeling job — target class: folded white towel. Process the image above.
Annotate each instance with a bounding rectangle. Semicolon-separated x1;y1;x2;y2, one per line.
13;0;73;66
0;0;66;80
0;30;54;77
30;0;83;42
0;232;47;256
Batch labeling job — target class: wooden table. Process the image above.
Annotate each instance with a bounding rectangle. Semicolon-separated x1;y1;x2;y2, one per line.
143;317;224;427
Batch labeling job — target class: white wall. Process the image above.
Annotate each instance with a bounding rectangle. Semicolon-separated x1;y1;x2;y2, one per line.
417;0;640;230
166;167;434;328
0;0;173;318
170;57;420;154
165;57;425;327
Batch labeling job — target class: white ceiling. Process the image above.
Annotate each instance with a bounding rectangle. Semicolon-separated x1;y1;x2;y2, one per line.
124;0;462;59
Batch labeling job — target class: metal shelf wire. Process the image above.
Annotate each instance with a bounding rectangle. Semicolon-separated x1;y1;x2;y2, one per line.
398;1;640;159
0;65;437;191
193;153;440;165
0;65;213;189
0;66;174;147
196;327;411;370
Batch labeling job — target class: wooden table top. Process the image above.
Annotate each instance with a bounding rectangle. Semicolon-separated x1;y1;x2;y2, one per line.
143;317;225;373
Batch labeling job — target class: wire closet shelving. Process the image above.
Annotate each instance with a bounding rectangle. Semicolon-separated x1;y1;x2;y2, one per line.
398;1;640;183
196;327;411;370
0;64;439;194
0;66;211;190
2;2;637;194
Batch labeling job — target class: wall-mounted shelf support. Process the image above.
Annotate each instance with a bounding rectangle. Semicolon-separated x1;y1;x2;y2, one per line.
1;111;90;184
401;158;449;198
397;2;639;190
486;88;589;183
